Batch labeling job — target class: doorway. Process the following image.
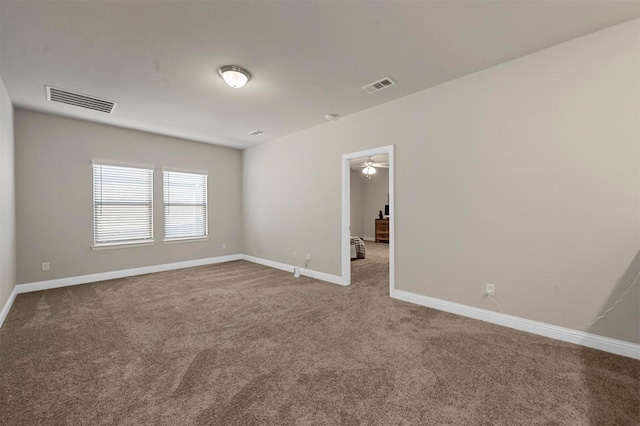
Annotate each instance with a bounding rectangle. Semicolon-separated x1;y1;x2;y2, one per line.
341;145;394;294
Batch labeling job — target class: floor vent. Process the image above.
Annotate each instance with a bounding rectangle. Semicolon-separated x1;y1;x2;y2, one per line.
361;77;396;94
46;86;117;114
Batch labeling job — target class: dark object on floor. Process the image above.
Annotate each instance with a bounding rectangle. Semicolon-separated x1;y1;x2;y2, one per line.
350;236;366;259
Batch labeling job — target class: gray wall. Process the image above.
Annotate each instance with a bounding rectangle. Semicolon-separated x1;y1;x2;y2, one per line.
350;168;390;240
361;169;389;240
243;20;640;343
15;110;243;284
351;168;390;240
349;170;364;238
0;76;15;311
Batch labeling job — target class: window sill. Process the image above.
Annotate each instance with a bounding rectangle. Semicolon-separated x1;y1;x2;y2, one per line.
163;237;209;245
92;240;155;251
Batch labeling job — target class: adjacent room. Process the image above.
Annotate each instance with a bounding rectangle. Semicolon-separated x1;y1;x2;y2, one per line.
0;1;638;424
349;153;390;288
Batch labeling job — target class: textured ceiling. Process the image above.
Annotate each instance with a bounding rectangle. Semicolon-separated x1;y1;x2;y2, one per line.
1;1;638;149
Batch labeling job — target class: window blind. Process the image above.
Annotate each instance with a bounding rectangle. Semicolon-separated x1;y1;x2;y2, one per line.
93;163;154;245
163;170;208;240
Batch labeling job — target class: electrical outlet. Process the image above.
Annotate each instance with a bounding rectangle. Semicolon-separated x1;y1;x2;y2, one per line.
485;283;495;297
293;251;297;258
42;262;50;271
305;253;311;260
222;243;227;250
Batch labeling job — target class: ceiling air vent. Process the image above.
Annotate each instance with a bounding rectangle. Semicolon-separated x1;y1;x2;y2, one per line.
361;77;396;94
46;86;117;114
248;129;266;136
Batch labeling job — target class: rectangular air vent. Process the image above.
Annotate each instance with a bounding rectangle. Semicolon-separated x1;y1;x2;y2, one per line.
361;77;396;94
248;129;266;136
46;86;116;114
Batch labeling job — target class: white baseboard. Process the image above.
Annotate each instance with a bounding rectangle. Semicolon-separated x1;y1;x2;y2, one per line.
300;267;347;286
2;253;343;329
14;254;243;295
1;255;243;329
241;255;294;273
0;286;18;329
5;254;636;360
391;288;640;360
241;255;346;286
362;237;375;242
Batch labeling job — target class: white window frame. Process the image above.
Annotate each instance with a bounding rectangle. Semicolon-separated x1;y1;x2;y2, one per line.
92;160;155;250
162;168;209;243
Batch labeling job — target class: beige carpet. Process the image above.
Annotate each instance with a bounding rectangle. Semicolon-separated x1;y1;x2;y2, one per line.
1;243;638;425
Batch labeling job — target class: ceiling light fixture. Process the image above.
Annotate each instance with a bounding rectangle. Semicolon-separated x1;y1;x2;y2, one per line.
362;157;377;179
218;65;251;89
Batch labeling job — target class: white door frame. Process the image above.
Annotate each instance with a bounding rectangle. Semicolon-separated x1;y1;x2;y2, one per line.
341;145;395;293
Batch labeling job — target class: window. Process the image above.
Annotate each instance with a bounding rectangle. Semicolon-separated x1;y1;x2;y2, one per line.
93;162;154;247
163;170;208;241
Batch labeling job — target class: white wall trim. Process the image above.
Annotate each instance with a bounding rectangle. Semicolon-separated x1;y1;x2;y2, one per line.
14;254;242;295
6;253;636;359
301;267;347;286
241;254;294;273
241;254;346;286
392;288;640;360
0;286;18;328
362;237;376;242
3;253;636;359
2;253;345;328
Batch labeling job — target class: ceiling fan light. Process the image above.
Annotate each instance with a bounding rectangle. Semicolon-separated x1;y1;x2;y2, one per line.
218;65;251;88
362;166;376;175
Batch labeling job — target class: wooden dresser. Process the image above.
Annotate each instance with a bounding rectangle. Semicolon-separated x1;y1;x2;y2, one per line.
375;219;389;243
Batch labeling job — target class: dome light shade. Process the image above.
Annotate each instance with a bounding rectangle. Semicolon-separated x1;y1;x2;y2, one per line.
218;65;251;88
362;165;377;178
362;157;378;179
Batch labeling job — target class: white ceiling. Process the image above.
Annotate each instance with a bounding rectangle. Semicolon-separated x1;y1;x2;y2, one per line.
1;1;638;150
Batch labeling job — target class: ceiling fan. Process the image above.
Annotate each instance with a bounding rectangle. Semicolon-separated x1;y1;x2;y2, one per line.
354;156;389;179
